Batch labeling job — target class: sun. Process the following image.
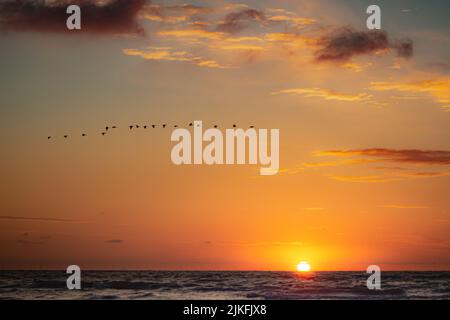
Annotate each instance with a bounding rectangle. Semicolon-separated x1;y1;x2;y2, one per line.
296;261;311;272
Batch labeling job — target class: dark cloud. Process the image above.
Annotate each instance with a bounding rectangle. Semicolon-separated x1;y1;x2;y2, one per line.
0;215;75;222
321;148;450;165
216;8;265;34
0;0;146;35
105;239;123;244
315;27;413;62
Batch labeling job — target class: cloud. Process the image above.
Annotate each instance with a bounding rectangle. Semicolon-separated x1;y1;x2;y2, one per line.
267;15;315;26
0;215;75;222
318;148;450;165
141;3;211;24
303;207;326;211
370;79;450;109
264;32;316;47
216;8;265;34
424;62;450;74
315;27;413;62
271;87;372;102
329;175;399;183
340;62;373;73
123;46;232;69
401;171;450;178
213;43;264;52
17;240;44;245
0;0;146;35
382;205;431;209
105;239;123;244
309;148;450;183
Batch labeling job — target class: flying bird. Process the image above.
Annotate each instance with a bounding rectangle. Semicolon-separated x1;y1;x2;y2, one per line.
174;125;178;128
163;124;166;128
189;123;193;127
82;133;86;137
135;125;140;128
112;126;117;129
144;125;147;129
64;135;68;139
47;136;51;140
101;132;106;136
214;125;218;128
152;125;156;128
105;126;109;131
129;125;133;130
250;125;255;128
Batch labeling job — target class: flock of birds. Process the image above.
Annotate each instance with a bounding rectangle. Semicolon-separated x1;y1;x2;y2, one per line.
47;123;256;140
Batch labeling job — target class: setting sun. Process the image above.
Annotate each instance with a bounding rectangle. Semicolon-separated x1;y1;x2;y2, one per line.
297;262;311;272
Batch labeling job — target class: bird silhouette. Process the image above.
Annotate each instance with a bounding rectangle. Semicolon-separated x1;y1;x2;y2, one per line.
189;123;193;127
250;125;255;128
101;132;106;136
174;125;178;128
112;126;117;129
163;124;166;128
105;126;109;131
135;125;140;128
47;136;51;140
64;135;68;139
82;133;86;137
144;125;147;129
233;124;237;128
214;125;218;128
152;125;156;128
129;125;133;130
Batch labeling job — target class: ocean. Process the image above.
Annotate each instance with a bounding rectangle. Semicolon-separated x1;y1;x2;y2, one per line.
0;271;449;300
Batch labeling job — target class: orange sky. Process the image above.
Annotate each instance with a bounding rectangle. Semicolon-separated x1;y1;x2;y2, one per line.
0;0;449;271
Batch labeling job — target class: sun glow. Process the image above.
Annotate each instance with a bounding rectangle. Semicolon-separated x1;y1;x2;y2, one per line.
297;261;311;272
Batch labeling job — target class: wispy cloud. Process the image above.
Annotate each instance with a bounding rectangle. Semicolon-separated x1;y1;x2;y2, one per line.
123;46;232;69
105;239;124;244
216;8;265;34
0;216;75;223
315;27;413;62
0;0;146;35
329;175;399;183
308;148;450;183
370;79;450;109
381;205;432;209
303;207;326;211
271;87;372;102
157;29;225;40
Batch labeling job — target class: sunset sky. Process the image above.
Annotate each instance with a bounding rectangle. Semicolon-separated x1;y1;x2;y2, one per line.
0;0;449;271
